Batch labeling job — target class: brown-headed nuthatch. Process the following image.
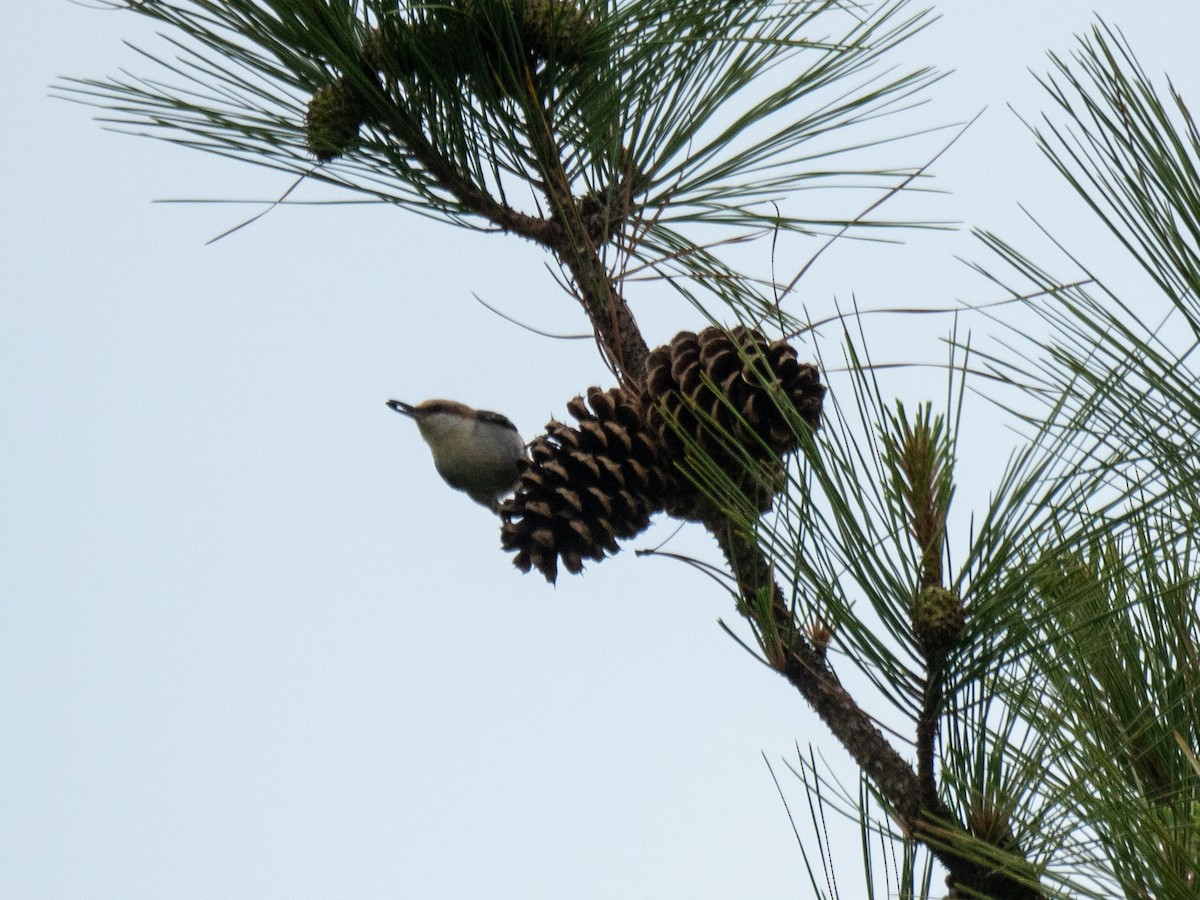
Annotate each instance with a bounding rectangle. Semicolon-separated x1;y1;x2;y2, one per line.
387;399;526;512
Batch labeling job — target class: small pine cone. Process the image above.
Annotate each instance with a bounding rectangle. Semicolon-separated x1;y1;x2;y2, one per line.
305;78;366;161
577;162;649;243
362;18;418;79
911;585;965;655
642;326;825;509
364;16;466;82
522;0;596;65
427;0;520;98
438;0;599;96
500;386;674;582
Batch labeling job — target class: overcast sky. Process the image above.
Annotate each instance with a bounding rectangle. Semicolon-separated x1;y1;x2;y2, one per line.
4;2;1199;898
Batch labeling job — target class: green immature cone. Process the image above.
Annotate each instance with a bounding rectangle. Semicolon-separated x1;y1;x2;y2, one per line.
880;402;954;588
911;585;965;656
362;19;419;79
363;15;469;84
433;0;601;100
305;78;366;162
521;0;597;65
577;157;651;244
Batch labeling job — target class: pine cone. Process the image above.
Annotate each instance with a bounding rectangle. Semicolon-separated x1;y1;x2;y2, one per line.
364;12;474;84
521;0;597;65
578;159;650;243
362;18;425;79
500;386;674;583
911;585;965;655
642;326;825;511
430;0;599;98
305;78;366;161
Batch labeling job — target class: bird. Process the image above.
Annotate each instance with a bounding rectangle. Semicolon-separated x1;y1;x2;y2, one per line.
386;398;526;512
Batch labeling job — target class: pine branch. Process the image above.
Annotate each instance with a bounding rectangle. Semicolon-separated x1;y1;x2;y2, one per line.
515;72;650;380
62;2;1067;895
712;516;1045;899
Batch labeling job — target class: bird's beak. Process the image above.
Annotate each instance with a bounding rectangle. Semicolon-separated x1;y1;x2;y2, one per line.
386;399;417;417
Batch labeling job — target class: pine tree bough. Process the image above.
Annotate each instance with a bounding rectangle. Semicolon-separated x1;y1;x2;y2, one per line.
73;0;1105;894
388;50;1045;892
293;9;1040;894
715;518;1044;900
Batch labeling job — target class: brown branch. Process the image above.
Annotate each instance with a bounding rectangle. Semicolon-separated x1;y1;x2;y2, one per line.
916;667;943;810
402;124;561;244
518;76;649;384
710;517;1044;899
375;68;649;380
709;516;925;823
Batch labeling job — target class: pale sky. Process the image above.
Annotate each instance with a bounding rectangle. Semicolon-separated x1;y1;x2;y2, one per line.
4;2;1198;897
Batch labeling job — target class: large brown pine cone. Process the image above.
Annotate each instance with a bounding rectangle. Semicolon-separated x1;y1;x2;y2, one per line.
499;386;675;583
642;326;825;510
